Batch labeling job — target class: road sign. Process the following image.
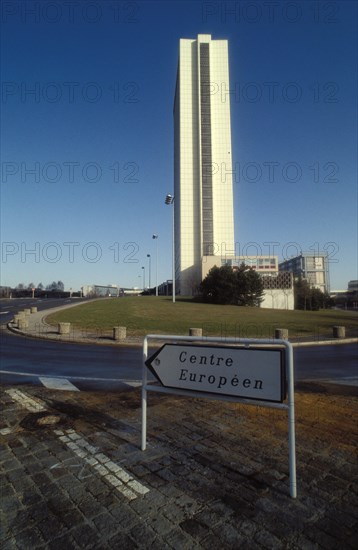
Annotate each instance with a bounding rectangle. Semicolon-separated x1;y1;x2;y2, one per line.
142;334;297;498
146;344;286;403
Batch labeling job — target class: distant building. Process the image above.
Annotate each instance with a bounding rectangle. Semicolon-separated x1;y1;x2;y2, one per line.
158;280;173;296
174;34;235;295
202;255;278;279
330;280;358;309
121;288;142;296
82;284;119;297
348;280;358;292
279;253;329;293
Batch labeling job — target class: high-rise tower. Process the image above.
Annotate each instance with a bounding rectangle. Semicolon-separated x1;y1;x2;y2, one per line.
174;34;235;295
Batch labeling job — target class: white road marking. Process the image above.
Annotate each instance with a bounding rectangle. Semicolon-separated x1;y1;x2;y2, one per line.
0;370;141;386
39;377;80;391
0;311;9;314
5;388;47;412
125;381;142;387
54;428;149;500
5;390;150;499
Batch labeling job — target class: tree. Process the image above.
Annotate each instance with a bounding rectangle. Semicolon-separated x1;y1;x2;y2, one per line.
294;277;333;310
46;281;65;291
57;280;64;291
235;264;249;305
38;283;44;290
199;264;264;306
243;267;264;307
46;282;57;291
294;277;311;310
0;286;11;298
199;265;236;305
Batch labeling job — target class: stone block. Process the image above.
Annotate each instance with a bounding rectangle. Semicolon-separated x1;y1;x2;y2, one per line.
189;328;202;337
113;326;126;340
58;322;71;335
333;326;345;339
275;328;288;340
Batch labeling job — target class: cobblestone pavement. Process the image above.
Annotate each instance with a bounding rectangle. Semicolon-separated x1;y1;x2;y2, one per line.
1;382;357;549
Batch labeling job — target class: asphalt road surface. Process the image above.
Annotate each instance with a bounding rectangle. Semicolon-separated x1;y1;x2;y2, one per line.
0;331;145;391
0;297;88;326
0;330;357;392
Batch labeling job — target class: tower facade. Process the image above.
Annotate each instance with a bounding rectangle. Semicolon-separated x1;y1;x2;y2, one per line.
174;34;235;295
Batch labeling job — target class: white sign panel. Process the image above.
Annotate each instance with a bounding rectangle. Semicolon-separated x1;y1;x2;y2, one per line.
146;344;286;403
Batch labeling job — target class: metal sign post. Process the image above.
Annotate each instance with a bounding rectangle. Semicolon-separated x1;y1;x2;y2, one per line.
142;334;297;498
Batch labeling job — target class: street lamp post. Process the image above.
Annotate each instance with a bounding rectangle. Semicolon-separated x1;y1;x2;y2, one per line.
165;194;175;303
141;266;145;290
147;254;151;290
152;234;158;296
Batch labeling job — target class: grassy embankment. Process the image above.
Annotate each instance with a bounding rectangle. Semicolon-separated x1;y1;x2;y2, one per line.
46;297;358;339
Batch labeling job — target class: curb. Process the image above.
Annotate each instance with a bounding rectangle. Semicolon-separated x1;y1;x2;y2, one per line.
292;338;358;347
6;320;358;349
6;321;144;347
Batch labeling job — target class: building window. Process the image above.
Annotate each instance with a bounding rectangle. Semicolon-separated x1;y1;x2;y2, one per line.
200;43;213;257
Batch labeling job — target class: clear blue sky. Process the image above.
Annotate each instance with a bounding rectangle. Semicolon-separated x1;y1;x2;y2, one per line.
1;0;357;291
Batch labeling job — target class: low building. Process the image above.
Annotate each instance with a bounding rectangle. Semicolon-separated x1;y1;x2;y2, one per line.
348;280;358;292
202;255;278;280
260;272;294;310
279;253;329;293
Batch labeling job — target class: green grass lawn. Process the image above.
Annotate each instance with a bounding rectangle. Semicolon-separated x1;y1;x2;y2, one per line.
46;297;358;339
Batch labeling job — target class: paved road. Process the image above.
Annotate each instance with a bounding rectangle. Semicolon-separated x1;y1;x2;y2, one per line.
294;343;357;386
0;331;146;391
0;297;89;325
1;330;357;391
